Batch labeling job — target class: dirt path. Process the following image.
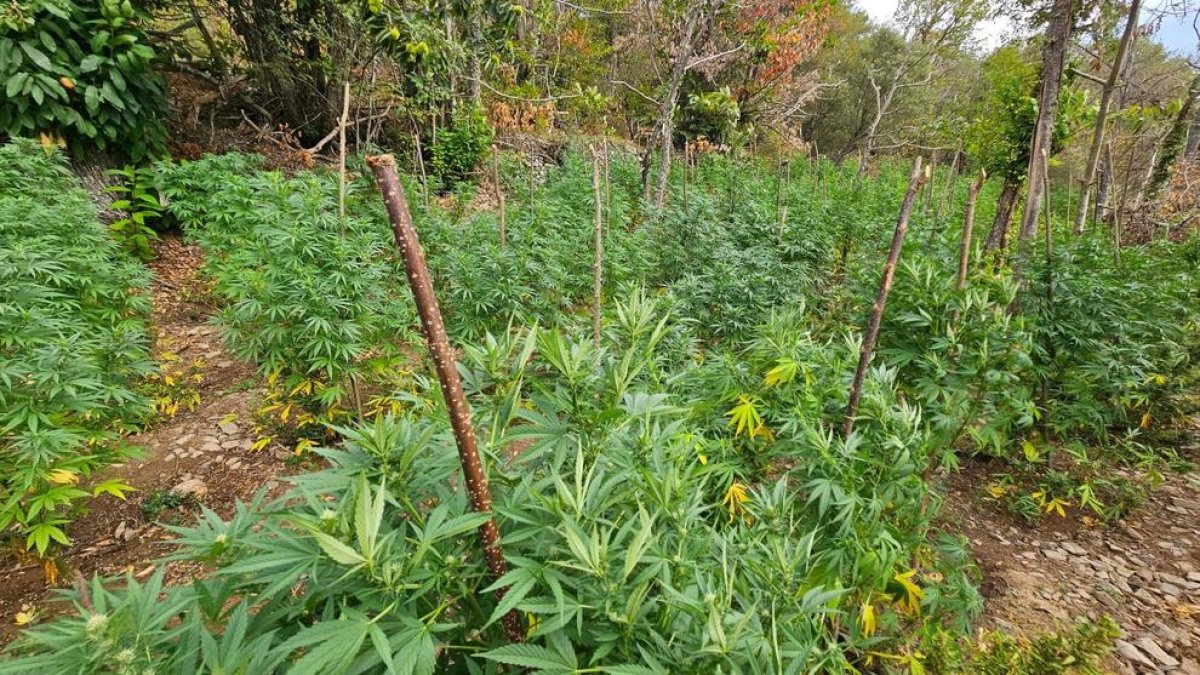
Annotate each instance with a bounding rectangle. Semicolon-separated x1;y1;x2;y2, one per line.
0;235;290;637
945;425;1200;674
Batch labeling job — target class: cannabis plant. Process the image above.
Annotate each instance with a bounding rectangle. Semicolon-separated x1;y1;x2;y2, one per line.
0;140;151;555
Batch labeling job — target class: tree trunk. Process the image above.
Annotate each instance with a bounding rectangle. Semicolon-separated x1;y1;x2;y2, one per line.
1073;0;1141;235
1016;0;1074;251
985;178;1021;252
367;155;523;645
843;157;927;438
1094;141;1113;222
467;4;484;107
1186;103;1200;159
857;76;898;181
651;0;724;209
1145;72;1200;202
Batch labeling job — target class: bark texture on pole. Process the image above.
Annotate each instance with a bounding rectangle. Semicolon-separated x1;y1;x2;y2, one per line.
956;169;986;290
1073;0;1141;234
367;155;523;644
843;157;927;438
1016;0;1074;249
590;146;604;349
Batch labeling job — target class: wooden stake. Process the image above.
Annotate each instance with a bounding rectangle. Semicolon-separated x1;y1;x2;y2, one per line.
492;146;506;250
777;159;790;245
412;132;429;209
956;169;986;291
590;146;603;349
603;137;612;237
843;157;927;438
366;155;523;644
338;82;350;233
682;142;690;212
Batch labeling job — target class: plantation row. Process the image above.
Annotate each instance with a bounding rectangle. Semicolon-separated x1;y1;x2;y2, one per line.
0;141;148;557
1;140;1197;671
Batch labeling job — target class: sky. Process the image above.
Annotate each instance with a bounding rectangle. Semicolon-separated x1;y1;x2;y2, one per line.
852;0;1200;58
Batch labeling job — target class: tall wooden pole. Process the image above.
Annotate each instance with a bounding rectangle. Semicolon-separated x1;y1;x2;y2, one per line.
492;146;506;250
338;83;350;233
590;146;604;349
367;155;523;644
843;157;927;438
956;169;986;291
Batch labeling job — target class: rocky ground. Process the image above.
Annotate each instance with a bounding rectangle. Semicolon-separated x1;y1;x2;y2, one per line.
947;435;1200;674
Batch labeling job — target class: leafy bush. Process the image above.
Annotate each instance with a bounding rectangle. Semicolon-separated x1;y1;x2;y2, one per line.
105;165;166;261
0;0;167;160
431;105;494;186
0;140;150;555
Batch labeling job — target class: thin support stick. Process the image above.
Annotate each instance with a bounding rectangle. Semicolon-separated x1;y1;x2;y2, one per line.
956;169;986;290
492;146;506;250
338;82;350;233
604;137;612;237
843;157;927;438
367;155;523;644
590;146;604;349
412;132;429;209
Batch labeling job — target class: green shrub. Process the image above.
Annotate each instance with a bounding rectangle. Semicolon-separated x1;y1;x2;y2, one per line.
431;105;494;186
0;140;151;555
105;165;166;261
0;0;167;160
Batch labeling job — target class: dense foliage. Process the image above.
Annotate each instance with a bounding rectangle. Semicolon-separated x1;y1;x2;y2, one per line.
0;141;150;555
0;0;167;160
2;142;1196;671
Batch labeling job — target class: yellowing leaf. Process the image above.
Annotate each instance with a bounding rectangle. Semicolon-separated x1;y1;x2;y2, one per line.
1140;412;1151;429
721;482;751;522
47;469;80;485
985;483;1007;499
763;358;798;388
1021;440;1040;462
726;395;763;439
251;436;272;452
892;570;924;615
14;604;36;626
294;438;317;455
859;601;876;637
1045;497;1069;518
59;77;74;90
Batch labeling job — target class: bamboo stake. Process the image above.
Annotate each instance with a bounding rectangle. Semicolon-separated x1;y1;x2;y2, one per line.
367;155;523;644
590;146;603;349
843;157;927;438
338;82;350;233
492;146;506;250
956;169;986;291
